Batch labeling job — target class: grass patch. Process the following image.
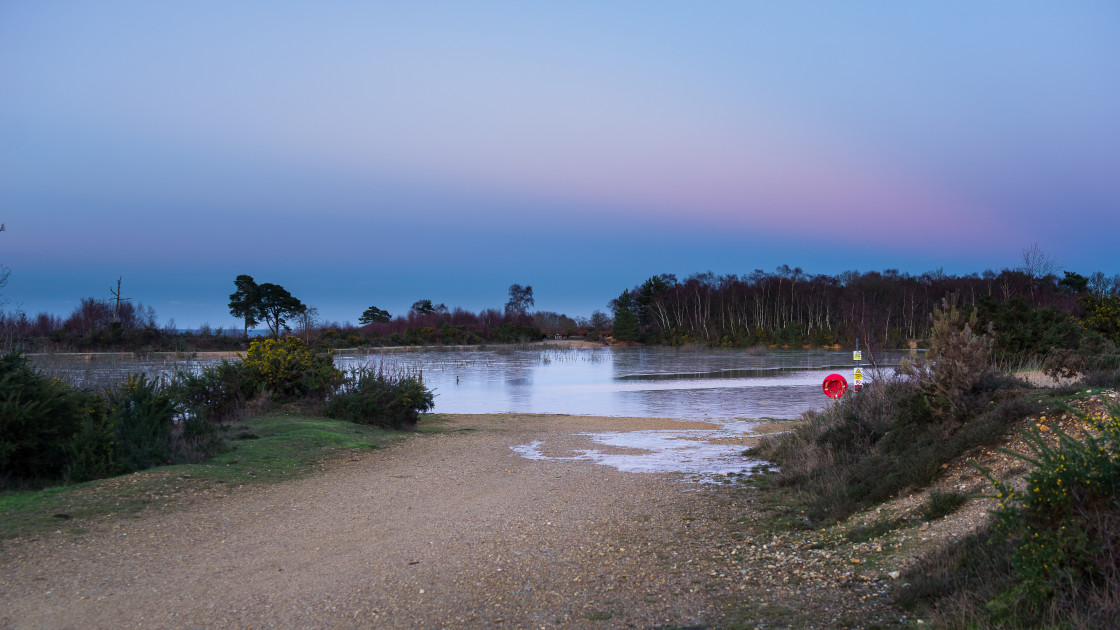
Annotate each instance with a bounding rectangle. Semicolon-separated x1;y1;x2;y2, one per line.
0;412;420;540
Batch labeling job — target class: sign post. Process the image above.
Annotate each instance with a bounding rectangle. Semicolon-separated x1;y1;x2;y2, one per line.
853;338;863;390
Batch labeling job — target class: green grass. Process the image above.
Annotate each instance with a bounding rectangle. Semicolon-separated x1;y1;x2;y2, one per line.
0;412;438;540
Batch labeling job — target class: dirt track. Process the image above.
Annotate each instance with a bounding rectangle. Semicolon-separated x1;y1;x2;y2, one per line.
1;415;754;629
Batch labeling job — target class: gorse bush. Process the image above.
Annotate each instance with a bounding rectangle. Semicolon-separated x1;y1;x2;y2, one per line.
977;295;1082;358
325;364;435;430
0;354;88;483
1080;294;1120;345
105;374;177;473
67;395;116;482
242;337;342;401
68;374;178;482
1;356;200;486
173;359;254;423
980;405;1120;625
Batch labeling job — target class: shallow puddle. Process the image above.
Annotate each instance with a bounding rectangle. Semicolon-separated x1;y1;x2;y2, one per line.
511;419;769;482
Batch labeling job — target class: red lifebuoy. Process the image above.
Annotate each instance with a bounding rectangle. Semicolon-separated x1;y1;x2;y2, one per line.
823;374;848;399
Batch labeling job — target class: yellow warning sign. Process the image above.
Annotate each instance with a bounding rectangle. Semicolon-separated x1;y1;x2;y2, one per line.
853;367;864;381
853;351;862;361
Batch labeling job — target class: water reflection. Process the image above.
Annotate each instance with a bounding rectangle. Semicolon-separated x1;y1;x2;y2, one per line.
32;346;915;420
32;346;917;479
336;346;912;420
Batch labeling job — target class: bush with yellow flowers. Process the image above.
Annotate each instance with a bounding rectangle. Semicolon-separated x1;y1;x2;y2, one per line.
985;404;1120;622
242;336;342;401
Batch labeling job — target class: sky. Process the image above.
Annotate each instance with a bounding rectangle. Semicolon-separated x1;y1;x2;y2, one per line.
2;2;1118;328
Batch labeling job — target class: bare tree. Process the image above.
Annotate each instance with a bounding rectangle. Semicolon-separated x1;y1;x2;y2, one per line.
297;306;320;343
1020;242;1058;302
109;276;131;323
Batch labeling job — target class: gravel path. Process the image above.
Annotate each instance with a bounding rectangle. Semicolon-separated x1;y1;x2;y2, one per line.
1;414;766;629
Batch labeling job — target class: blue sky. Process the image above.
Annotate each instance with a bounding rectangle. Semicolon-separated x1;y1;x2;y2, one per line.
2;2;1118;328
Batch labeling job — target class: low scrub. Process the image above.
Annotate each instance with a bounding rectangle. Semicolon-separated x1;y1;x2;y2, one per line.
68;374;183;481
750;372;1040;524
1;339;435;488
896;526;1016;621
173;360;256;424
1;357;216;488
324;365;435;430
749;292;1120;626
980;405;1120;627
901;402;1120;628
921;490;969;522
749;291;1035;522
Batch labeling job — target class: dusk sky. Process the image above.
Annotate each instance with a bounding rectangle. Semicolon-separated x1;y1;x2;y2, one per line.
2;2;1118;328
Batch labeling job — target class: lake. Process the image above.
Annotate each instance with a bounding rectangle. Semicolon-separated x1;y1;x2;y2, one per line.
34;345;916;480
337;346;911;421
34;345;914;420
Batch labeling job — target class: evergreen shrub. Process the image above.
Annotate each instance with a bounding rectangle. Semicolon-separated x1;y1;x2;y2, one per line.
69;374;178;481
105;374;176;473
901;292;995;422
0;354;87;483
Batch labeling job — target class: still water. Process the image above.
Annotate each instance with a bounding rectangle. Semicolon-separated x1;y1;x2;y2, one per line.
35;346;915;480
337;346;910;421
35;346;912;420
337;346;913;480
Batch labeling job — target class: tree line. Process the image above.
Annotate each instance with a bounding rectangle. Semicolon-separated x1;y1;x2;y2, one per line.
0;278;570;352
607;264;1120;354
2;247;1117;354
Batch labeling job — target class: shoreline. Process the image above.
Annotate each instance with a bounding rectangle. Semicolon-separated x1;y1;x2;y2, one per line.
22;338;609;360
